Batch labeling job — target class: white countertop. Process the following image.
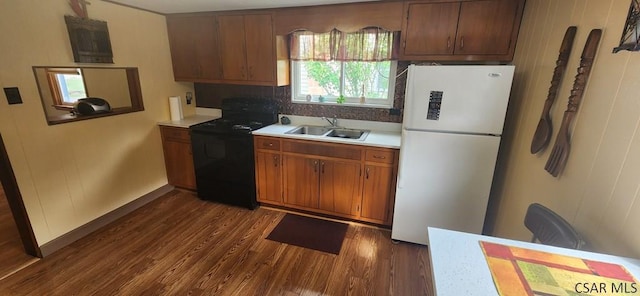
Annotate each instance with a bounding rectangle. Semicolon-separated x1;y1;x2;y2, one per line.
428;227;640;296
253;123;401;149
157;114;219;128
157;112;402;149
158;107;222;128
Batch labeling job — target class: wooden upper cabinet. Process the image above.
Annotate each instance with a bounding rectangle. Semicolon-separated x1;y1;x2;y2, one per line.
401;0;525;62
166;12;288;86
166;15;222;81
403;2;459;56
217;13;281;84
244;14;276;82
455;0;521;55
218;15;249;81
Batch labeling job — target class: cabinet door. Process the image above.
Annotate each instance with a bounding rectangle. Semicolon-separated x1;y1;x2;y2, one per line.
166;16;222;81
402;2;460;56
218;15;248;80
361;165;394;224
163;140;196;190
255;151;282;204
244;14;275;83
318;160;361;216
283;155;319;209
455;0;520;55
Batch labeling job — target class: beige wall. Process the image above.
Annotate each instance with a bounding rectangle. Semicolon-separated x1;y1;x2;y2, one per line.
0;0;195;245
493;0;640;258
83;68;131;108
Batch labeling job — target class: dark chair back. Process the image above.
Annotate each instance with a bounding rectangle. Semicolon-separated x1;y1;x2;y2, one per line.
524;203;585;250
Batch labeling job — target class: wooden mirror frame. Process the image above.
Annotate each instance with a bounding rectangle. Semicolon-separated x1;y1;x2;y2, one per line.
33;66;144;125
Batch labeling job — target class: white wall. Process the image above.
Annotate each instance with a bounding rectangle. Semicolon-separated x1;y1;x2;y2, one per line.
0;0;195;245
493;0;640;258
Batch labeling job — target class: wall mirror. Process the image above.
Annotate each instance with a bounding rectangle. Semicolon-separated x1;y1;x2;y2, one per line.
33;66;144;125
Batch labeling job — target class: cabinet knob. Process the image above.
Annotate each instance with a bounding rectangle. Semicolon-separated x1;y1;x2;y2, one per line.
447;36;451;49
365;167;370;179
460;36;465;49
373;155;386;159
273;155;278;167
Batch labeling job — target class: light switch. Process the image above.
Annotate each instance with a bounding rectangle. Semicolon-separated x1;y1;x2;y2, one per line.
4;87;22;105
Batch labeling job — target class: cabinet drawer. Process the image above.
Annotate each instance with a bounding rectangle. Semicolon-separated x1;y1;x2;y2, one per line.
255;137;281;151
365;149;395;164
283;140;361;160
161;126;190;142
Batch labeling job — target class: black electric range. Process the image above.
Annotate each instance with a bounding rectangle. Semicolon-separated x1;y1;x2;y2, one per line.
190;98;278;209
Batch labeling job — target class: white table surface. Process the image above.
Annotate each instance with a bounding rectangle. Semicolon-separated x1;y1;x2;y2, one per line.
427;227;640;296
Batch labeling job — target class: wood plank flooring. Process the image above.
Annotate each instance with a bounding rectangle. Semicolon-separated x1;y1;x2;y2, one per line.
0;185;37;280
0;190;432;295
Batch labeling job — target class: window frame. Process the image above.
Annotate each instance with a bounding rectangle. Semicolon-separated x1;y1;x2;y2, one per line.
45;68;89;106
291;60;397;108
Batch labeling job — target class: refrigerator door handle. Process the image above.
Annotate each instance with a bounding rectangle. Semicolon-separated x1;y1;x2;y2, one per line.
397;130;410;189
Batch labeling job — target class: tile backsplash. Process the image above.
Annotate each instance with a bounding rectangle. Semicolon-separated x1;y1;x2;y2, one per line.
194;62;408;123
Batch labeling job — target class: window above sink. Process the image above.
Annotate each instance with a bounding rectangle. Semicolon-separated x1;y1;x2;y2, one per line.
289;28;398;109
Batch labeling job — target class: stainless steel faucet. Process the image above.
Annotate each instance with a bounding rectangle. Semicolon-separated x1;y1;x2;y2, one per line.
322;115;339;127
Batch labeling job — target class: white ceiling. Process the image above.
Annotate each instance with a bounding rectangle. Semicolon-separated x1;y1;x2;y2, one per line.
106;0;373;14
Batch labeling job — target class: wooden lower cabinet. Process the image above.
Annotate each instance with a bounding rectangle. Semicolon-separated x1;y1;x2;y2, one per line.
282;155;319;208
160;126;196;190
254;135;398;226
361;164;395;225
255;151;282;205
318;159;361;216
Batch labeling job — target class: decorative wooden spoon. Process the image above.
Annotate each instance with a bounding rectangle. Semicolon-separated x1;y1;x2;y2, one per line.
545;29;602;177
530;26;577;154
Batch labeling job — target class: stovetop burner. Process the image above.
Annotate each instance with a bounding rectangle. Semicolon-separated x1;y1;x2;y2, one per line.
192;118;268;134
190;98;278;134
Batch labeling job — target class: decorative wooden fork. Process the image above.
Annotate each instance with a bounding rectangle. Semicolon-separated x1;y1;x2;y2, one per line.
545;29;602;177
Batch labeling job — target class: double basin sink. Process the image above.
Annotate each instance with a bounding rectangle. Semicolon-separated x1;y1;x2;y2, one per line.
284;125;370;141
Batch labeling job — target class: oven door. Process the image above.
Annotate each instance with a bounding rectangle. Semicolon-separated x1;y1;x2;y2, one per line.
190;130;257;209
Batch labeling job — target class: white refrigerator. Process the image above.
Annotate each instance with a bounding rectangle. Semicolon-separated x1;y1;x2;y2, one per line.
391;65;515;245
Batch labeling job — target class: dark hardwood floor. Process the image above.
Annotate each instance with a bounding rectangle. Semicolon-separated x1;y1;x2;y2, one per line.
0;190;432;295
0;184;37;281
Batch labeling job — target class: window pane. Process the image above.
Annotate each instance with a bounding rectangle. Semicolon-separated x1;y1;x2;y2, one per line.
56;73;87;103
298;61;341;97
343;61;390;99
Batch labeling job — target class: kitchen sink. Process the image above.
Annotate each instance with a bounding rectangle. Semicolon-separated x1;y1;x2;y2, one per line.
285;125;332;136
326;128;370;140
284;125;370;141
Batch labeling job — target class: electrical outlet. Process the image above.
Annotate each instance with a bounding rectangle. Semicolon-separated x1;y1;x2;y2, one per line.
186;92;193;105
